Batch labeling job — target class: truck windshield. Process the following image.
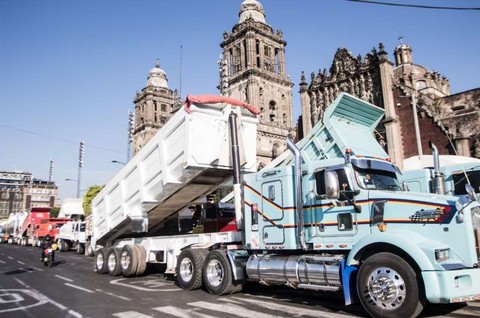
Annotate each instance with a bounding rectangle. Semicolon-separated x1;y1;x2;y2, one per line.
453;170;480;195
354;167;402;191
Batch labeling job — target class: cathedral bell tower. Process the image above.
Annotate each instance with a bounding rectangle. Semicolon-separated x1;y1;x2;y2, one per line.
220;0;294;169
131;59;179;156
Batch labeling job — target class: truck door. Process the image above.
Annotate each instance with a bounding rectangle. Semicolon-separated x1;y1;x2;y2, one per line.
260;180;285;245
307;167;358;243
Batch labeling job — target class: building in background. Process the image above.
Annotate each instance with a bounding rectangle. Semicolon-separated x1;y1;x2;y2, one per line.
131;59;181;156
299;41;479;168
0;171;57;219
220;0;295;169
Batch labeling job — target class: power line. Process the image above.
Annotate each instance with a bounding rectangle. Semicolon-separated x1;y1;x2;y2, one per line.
347;0;480;10
0;123;123;154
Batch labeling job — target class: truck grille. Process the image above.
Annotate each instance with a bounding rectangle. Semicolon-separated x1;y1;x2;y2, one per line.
472;206;480;263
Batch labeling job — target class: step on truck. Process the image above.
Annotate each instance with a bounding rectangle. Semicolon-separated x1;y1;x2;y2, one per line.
92;93;480;318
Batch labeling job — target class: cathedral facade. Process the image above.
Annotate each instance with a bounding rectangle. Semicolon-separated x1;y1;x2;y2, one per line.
299;41;478;168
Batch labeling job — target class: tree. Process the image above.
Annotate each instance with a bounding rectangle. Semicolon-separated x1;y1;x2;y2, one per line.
82;185;104;217
50;207;60;218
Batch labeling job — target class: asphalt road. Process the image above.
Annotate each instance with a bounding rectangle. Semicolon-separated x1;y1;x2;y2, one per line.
1;243;479;318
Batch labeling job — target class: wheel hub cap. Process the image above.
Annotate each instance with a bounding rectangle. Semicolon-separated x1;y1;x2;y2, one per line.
179;258;193;282
367;267;406;310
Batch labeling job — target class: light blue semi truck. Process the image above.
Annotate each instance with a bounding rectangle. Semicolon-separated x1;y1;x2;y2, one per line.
92;94;480;318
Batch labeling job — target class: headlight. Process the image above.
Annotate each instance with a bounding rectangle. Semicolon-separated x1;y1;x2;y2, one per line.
435;248;450;262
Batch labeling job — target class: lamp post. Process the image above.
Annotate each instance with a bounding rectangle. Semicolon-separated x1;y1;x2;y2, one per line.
65;178;79;198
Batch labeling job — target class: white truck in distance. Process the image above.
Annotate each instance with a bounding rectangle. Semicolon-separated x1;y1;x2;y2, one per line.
91;94;480;318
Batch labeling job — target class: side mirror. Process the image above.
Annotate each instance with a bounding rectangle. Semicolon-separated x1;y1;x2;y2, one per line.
324;171;340;200
465;184;477;202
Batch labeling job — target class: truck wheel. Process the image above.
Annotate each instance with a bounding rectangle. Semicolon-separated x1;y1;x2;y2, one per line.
107;248;122;276
202;250;236;295
176;248;208;290
77;242;85;255
86;242;95;257
133;244;147;276
357;252;425;318
94;248;109;274
120;245;139;277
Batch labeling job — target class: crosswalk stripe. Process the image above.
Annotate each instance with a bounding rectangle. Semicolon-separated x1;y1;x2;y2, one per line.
187;301;280;318
113;311;153;318
154;305;217;318
224;297;353;318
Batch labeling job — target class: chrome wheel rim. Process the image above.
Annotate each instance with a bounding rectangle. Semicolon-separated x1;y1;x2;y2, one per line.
179;258;193;282
120;251;130;270
205;259;223;287
366;267;406;310
96;252;104;270
107;252;117;271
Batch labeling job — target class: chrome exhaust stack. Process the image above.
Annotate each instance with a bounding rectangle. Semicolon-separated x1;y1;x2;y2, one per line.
430;142;446;195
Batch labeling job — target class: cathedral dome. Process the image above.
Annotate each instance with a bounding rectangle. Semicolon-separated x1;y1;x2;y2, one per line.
239;0;266;24
147;59;169;88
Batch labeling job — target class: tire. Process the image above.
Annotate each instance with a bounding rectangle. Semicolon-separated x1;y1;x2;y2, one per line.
107;247;122;276
44;254;52;267
120;245;139;277
176;249;208;290
77;243;85;255
94;248;109;274
202;250;237;295
357;252;425;318
133;245;147;276
86;242;95;257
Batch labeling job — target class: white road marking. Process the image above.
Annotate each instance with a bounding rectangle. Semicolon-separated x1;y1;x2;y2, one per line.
110;278;180;292
0;260;6;264
55;275;74;282
30;266;44;272
17;261;25;265
7;256;13;260
95;289;131;301
12;278;83;317
154;305;217;318
64;283;95;294
226;296;353;318
187;301;280;318
113;311;152;318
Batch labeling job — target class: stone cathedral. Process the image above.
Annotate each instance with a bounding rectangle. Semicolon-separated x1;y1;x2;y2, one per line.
219;0;295;169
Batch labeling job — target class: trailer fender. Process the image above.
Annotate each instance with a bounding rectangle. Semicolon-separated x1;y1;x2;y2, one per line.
346;231;441;271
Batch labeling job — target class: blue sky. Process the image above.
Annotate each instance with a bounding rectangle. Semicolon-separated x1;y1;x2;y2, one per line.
1;0;479;200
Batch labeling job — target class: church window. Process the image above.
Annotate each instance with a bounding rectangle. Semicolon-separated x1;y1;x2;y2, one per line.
275;48;280;74
154;101;157;112
234;45;242;72
264;45;271;57
154;113;157;123
229;48;234;75
270;113;276;122
244;39;248;67
256;40;260;67
161;104;167;112
269;100;276;110
160;116;167;124
140;117;144;125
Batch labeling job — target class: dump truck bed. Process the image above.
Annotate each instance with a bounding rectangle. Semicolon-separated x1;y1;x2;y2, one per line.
92;95;259;246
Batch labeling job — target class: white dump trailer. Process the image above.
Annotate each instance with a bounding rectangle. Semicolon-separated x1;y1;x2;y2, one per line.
91;95;259;276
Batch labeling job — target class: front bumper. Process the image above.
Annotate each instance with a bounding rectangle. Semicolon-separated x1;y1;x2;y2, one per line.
423;268;480;303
